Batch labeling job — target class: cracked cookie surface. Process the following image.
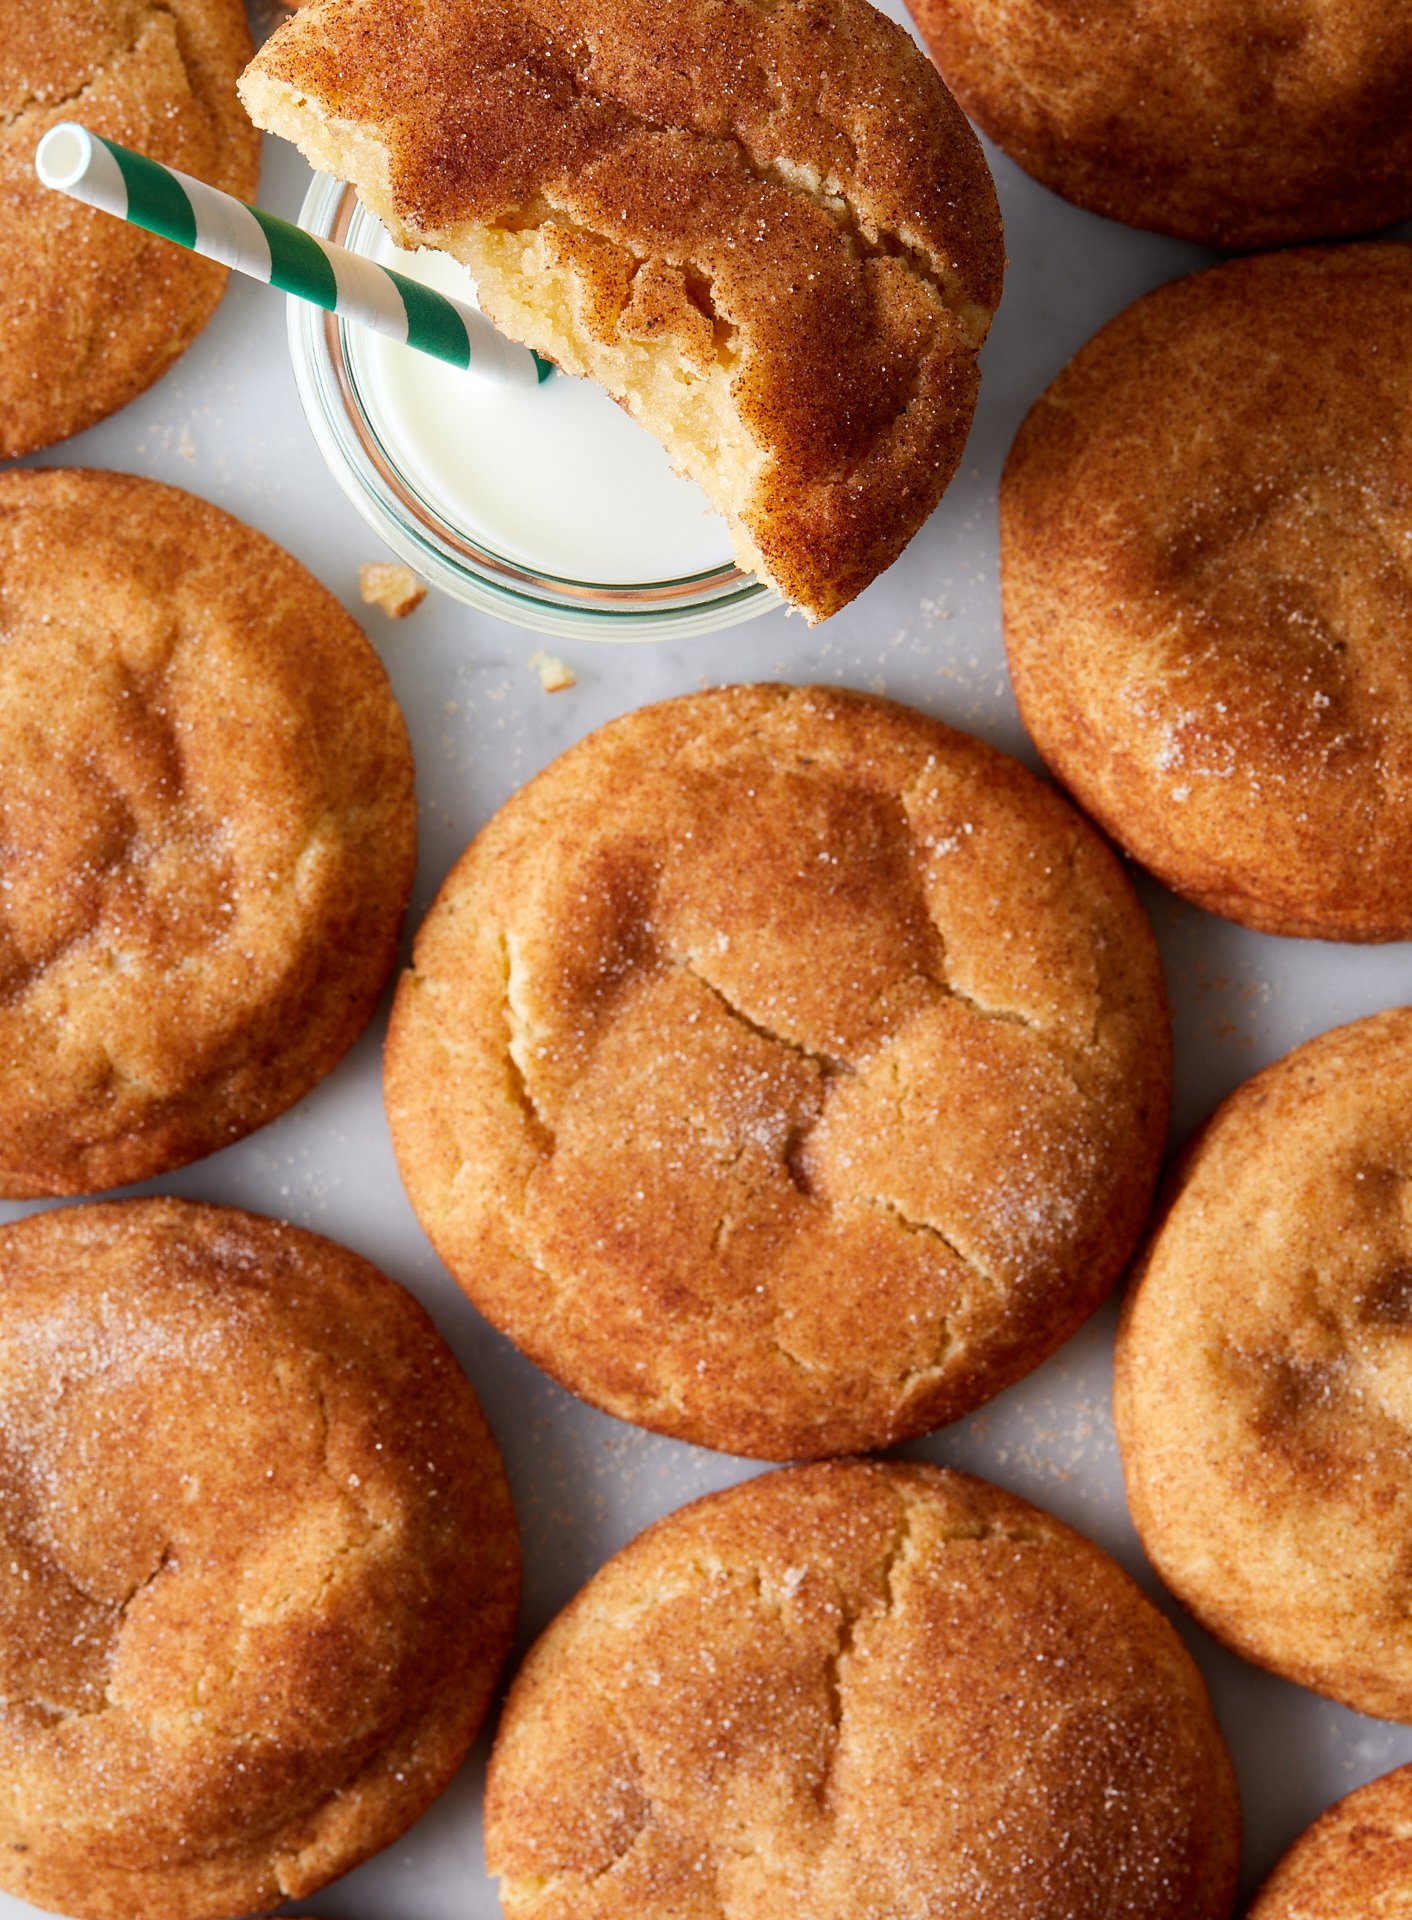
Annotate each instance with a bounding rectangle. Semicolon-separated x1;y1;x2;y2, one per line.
0;0;260;458
0;1196;520;1920
1002;245;1412;942
239;0;1003;621
0;469;417;1197
1116;1008;1412;1722
384;685;1170;1459
485;1461;1240;1920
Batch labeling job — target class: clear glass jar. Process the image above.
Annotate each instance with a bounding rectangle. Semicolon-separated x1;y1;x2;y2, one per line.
288;174;776;640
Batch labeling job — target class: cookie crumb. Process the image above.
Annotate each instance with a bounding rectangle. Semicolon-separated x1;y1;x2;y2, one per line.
527;650;577;693
359;562;427;618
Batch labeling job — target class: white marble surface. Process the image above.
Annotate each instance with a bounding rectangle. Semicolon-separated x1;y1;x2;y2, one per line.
5;3;1412;1912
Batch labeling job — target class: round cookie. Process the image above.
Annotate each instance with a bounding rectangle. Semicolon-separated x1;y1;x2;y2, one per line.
485;1460;1241;1920
1;0;261;458
1116;1009;1412;1721
904;0;1412;249
1002;245;1412;942
385;684;1171;1460
0;468;417;1196
0;1197;520;1920
1248;1765;1412;1919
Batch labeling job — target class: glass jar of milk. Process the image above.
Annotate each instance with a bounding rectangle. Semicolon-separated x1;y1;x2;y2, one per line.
288;175;775;639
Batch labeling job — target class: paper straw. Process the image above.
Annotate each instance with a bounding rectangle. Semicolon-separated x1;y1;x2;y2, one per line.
34;122;554;388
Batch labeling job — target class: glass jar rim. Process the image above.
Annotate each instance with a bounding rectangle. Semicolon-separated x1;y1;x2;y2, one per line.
287;174;778;641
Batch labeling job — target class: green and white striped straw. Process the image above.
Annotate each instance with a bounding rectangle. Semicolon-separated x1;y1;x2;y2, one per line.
35;122;553;388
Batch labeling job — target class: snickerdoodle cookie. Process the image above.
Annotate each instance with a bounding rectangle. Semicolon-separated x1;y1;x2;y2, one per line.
240;0;1004;622
905;0;1412;249
1003;245;1412;942
486;1461;1241;1920
1;0;260;458
0;469;416;1196
0;1197;520;1920
385;685;1170;1460
1248;1765;1412;1919
1116;1009;1412;1721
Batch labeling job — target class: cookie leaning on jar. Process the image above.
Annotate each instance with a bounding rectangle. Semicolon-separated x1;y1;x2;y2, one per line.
238;0;1005;622
385;684;1171;1460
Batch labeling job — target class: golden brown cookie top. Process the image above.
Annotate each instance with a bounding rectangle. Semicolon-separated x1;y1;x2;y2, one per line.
1249;1765;1412;1919
0;0;260;458
486;1460;1240;1920
0;468;417;1197
1002;244;1412;941
906;0;1412;249
1116;1008;1412;1721
385;685;1170;1459
240;0;1004;620
0;1197;520;1920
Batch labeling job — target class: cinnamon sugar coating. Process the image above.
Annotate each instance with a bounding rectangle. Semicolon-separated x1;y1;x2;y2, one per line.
384;685;1170;1460
486;1461;1241;1920
1116;1009;1412;1722
1002;245;1412;942
0;1198;520;1920
0;0;260;458
239;0;1004;622
905;0;1412;249
0;470;417;1197
1249;1765;1412;1918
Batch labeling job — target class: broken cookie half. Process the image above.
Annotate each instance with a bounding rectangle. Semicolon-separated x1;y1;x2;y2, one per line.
240;0;1004;621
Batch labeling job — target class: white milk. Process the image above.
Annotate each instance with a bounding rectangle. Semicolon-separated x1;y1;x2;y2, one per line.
346;234;732;584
